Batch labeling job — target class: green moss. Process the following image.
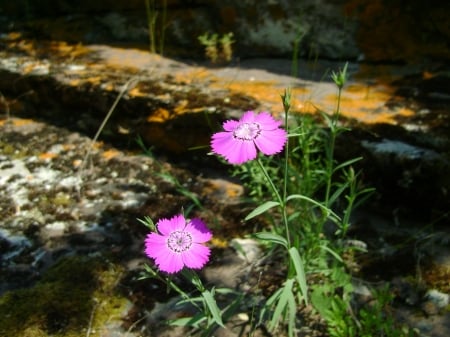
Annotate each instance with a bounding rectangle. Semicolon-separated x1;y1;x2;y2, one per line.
0;255;128;337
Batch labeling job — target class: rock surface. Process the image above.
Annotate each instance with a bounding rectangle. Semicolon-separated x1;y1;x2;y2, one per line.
0;35;449;336
2;0;449;61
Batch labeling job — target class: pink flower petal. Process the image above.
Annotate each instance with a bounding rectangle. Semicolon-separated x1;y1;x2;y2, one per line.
211;130;257;164
144;214;213;274
144;233;167;259
158;251;184;273
157;214;185;235
254;111;282;129
254;128;287;155
182;244;211;269
224;139;257;164
187;218;212;242
240;111;256;123
223;119;239;131
211;111;286;165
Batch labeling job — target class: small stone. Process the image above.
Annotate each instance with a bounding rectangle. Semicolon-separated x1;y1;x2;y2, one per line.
230;238;262;263
425;289;449;309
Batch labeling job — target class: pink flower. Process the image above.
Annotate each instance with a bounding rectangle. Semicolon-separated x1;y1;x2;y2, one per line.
145;214;212;274
211;111;287;165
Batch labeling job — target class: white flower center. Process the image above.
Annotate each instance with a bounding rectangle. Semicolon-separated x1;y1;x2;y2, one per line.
233;122;261;141
167;230;193;253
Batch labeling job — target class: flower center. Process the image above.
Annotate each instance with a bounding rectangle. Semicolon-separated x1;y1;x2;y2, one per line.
167;230;193;253
233;122;261;141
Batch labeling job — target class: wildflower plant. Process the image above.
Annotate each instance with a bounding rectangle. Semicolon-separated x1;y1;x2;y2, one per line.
211;110;287;165
140;213;241;336
210;63;374;335
144;214;212;274
138;63;400;336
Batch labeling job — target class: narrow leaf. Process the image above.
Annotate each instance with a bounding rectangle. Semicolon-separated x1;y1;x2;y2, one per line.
320;244;343;263
202;290;224;327
245;201;280;220
286;194;340;221
269;278;294;330
289;247;308;304
169;313;206;328
252;232;288;248
333;157;362;172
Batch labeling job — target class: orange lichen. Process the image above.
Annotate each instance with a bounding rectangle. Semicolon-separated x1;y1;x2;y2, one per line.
211;237;229;249
91;47;163;72
8;118;34;127
72;159;82;168
128;87;147;98
214;80;309;114
102;149;120;160
202;179;244;201
147;107;171;123
39;152;58;160
321;84;415;124
13;118;34;126
173;68;215;85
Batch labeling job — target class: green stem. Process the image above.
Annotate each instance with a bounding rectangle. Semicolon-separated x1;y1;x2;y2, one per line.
255;157;291;249
324;85;342;209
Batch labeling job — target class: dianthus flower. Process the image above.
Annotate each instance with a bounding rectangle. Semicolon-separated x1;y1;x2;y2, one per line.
211;111;287;164
145;214;212;274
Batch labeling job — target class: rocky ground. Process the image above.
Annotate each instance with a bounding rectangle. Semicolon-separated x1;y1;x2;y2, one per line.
0;35;449;336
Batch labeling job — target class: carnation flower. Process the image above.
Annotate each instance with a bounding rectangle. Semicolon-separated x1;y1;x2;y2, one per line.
145;214;212;274
211;111;287;164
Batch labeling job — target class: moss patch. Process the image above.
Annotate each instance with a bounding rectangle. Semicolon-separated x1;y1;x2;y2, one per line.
0;255;128;337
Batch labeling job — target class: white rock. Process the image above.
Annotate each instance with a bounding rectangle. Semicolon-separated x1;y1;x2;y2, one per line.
425;289;449;309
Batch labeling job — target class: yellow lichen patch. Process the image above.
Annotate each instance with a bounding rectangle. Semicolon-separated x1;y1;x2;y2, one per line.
3;37;89;60
297;99;320;114
72;159;82;168
147;107;171;123
214;79;309;114
423;263;450;293
68;79;81;86
322;84;415;124
102;149;120;160
3;31;22;41
0;118;37;129
38;152;58;161
128;87;148;98
84;76;102;86
211;237;229;249
173;68;215;85
12;118;34;126
202;179;244;201
92;141;104;149
173;100;208;115
95;47;162;71
47;41;89;60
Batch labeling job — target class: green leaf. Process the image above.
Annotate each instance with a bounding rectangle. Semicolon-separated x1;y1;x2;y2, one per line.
287;293;297;337
269;278;295;330
320;244;343;263
310;285;332;319
245;201;280;220
289;247;308;304
286;194;340;222
328;181;350;207
202;290;224;327
251;232;288;248
333;157;362;172
137;216;155;230
169;313;206;328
